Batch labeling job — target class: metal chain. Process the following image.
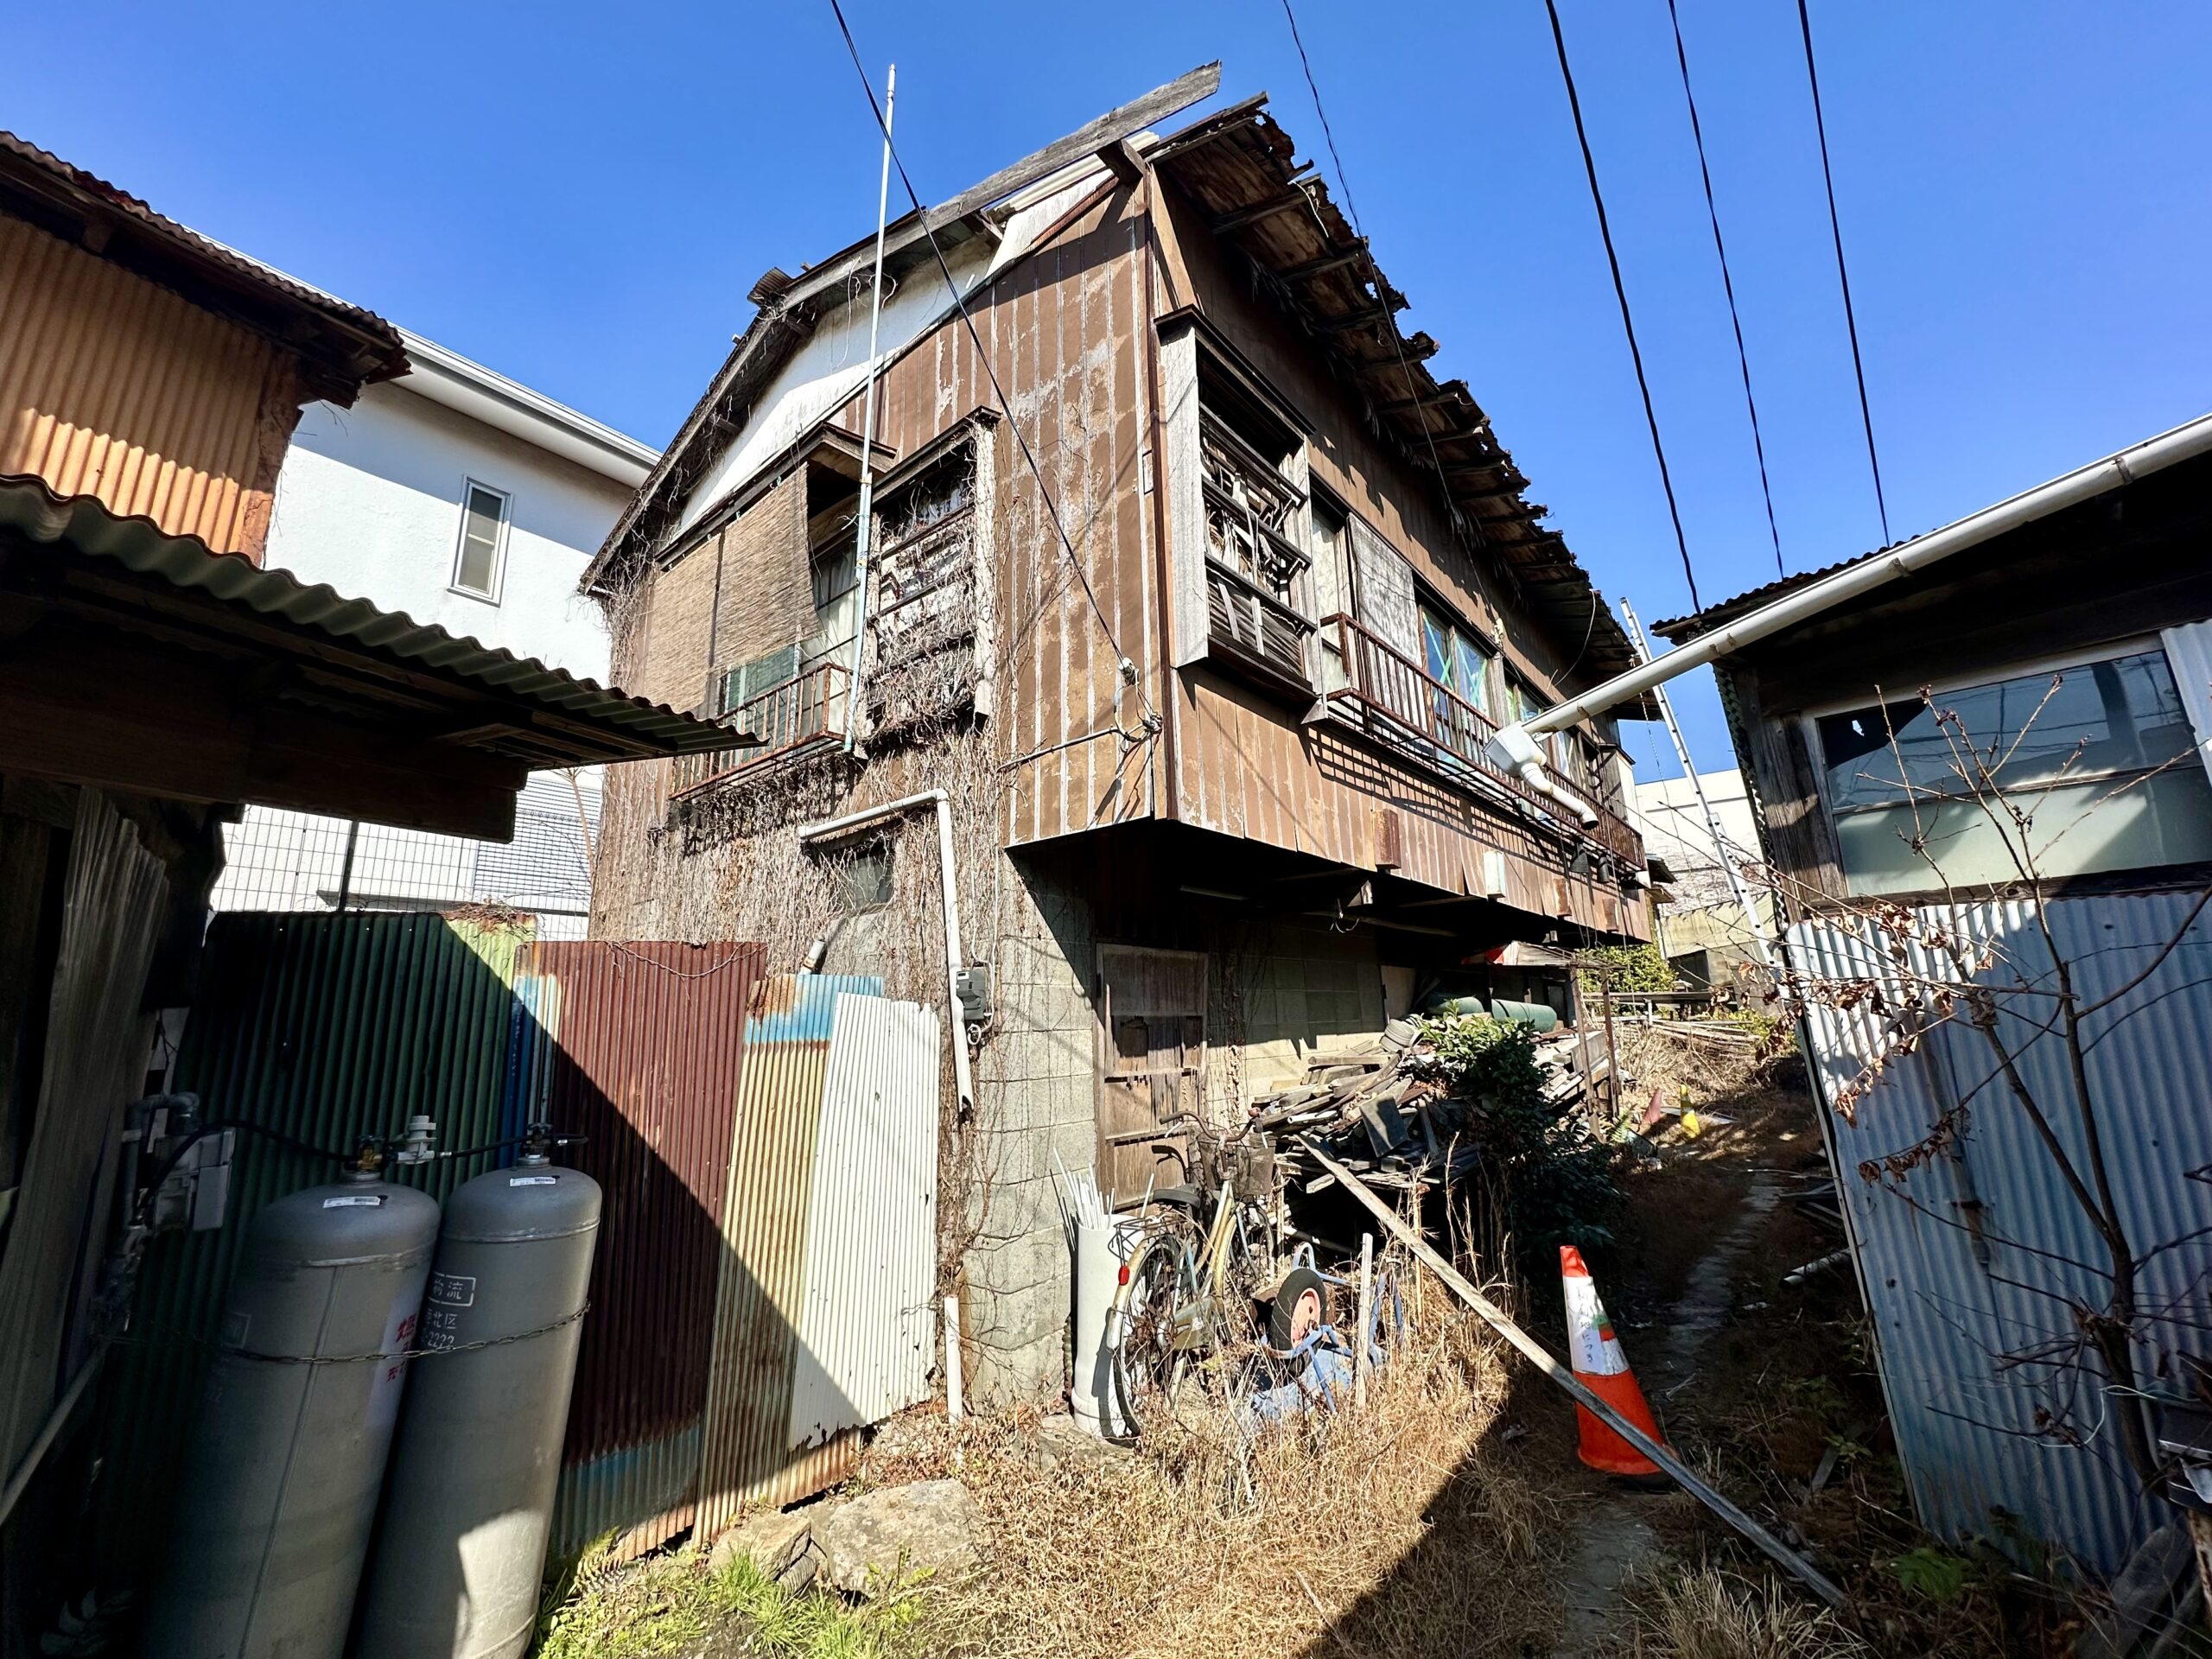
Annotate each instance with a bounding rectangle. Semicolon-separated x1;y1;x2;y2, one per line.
112;1302;590;1367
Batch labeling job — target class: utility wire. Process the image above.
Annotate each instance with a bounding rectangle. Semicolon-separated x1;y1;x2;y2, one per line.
1541;0;1703;615
821;0;1153;723
1796;0;1890;546
1278;0;1484;561
1665;0;1785;582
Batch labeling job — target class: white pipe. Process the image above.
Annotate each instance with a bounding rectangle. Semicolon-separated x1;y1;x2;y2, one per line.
1620;601;1775;972
797;788;974;1113
1502;409;2212;745
843;62;896;754
943;1293;964;1422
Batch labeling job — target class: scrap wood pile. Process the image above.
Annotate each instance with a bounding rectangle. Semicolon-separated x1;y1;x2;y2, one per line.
1249;1014;1605;1198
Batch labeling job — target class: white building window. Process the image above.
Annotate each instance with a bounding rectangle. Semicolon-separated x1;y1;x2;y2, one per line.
1812;640;2212;896
450;480;511;601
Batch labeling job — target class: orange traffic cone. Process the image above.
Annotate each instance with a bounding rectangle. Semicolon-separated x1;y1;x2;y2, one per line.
1560;1244;1667;1478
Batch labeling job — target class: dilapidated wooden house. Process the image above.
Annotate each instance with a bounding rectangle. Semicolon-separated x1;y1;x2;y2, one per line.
584;74;1655;1398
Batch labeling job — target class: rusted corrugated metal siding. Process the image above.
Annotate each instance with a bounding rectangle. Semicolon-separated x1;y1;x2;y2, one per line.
97;911;535;1582
828;188;1160;849
1173;673;1639;938
693;973;882;1532
0;215;288;555
517;940;764;1559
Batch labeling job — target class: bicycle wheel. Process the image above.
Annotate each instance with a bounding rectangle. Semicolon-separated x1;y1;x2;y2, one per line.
1110;1223;1195;1440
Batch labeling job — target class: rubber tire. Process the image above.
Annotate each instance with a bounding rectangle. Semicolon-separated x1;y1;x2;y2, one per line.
1269;1266;1329;1351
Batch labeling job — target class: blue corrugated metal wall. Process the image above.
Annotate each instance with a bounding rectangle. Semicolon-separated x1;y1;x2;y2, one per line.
1796;889;2212;1573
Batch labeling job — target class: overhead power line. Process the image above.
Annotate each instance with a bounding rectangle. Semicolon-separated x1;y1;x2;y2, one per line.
1665;0;1785;582
821;0;1152;721
1796;0;1891;547
1540;0;1704;615
1277;0;1484;565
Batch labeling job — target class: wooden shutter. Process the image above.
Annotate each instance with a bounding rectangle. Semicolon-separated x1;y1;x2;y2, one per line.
1094;944;1208;1204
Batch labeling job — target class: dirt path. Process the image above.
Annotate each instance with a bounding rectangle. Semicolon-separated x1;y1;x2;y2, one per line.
1552;1167;1781;1656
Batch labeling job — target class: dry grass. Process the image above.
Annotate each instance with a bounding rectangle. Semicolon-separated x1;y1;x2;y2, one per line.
1610;1567;1869;1659
864;1274;1570;1659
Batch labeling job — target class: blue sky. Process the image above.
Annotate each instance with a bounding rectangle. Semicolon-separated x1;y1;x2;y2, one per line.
9;2;2209;773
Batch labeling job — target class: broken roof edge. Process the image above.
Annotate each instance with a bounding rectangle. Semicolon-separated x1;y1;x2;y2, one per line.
583;65;1228;596
0;130;410;400
1146;102;1645;695
0;474;742;760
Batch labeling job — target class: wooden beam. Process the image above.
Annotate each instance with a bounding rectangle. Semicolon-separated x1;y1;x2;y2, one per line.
1316;304;1404;334
0;626;525;840
923;63;1221;232
1278;242;1370;283
1211;188;1313;233
1096;137;1147;188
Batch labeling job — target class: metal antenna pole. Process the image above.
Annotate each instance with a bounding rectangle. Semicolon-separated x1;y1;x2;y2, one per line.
1619;601;1775;973
843;61;896;753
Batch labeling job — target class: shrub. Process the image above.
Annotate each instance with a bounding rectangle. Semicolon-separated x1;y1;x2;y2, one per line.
1417;1015;1623;1257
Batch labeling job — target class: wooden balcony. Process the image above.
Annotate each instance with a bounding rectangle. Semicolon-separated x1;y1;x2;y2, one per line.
1319;613;1643;866
1206;558;1316;694
670;661;849;800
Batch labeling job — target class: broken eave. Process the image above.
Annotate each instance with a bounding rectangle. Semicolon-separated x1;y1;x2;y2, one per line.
1148;104;1649;702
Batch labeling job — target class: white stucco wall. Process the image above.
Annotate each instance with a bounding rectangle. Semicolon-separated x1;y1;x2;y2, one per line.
264;378;629;679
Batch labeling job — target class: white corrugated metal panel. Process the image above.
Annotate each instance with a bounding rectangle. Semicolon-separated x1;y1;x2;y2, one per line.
2161;619;2212;783
1793;889;2212;1573
786;992;941;1449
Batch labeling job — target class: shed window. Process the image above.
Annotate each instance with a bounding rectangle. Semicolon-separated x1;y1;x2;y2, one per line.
451;481;510;601
1815;645;2212;894
830;841;893;912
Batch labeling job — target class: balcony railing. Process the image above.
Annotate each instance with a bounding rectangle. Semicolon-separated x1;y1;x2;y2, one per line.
1319;613;1643;865
670;661;849;801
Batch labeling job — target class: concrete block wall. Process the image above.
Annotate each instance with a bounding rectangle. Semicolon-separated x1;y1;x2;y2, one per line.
963;848;1097;1404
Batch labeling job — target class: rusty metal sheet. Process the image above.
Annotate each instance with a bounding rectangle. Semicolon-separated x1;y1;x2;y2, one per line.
516;939;765;1559
0;214;280;554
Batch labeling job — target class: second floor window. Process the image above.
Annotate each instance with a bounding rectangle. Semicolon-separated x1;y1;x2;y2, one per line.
451;480;510;601
1419;601;1494;719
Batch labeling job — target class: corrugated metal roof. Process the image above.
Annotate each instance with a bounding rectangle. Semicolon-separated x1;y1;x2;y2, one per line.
0;129;407;394
1793;888;2212;1573
0;474;741;761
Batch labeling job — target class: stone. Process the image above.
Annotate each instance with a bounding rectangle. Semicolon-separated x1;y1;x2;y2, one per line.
708;1508;814;1581
1027;1412;1137;1472
816;1478;979;1597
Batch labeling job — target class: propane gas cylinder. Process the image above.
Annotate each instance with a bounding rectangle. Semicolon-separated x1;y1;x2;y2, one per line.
146;1162;438;1659
356;1137;601;1659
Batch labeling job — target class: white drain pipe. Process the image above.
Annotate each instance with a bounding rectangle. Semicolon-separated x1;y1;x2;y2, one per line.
798;789;975;1113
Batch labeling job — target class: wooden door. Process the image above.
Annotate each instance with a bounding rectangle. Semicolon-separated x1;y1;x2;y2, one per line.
1095;944;1208;1204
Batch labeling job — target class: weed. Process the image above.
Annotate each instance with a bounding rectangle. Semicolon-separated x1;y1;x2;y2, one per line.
537;1546;916;1659
1615;1565;1870;1658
